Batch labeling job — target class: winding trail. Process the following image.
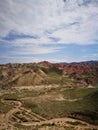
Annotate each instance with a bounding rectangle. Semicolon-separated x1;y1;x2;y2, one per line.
1;99;98;130
21;117;98;130
1;99;22;122
0;99;22;130
1;99;47;122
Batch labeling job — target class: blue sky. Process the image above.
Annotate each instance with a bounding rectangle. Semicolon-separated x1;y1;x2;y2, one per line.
0;0;98;63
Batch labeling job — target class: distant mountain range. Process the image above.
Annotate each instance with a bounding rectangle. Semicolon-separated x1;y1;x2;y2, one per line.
0;61;98;88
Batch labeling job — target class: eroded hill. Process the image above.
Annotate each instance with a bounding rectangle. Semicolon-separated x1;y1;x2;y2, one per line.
0;61;98;88
0;61;98;130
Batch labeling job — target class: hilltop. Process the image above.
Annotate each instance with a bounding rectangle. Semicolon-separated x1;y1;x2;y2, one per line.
0;61;98;88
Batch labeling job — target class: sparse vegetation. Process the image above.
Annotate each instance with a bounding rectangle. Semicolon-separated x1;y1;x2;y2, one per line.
46;68;62;84
0;61;98;129
0;99;14;113
61;87;98;99
3;90;40;100
22;87;98;124
14;123;31;130
66;121;86;126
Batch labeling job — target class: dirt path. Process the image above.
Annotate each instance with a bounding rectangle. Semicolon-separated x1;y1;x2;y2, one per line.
20;107;47;121
1;99;47;123
14;84;59;91
0;99;22;130
21;117;98;129
1;99;22;122
1;99;98;130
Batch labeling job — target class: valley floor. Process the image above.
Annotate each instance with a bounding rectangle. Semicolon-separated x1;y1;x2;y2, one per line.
0;85;98;130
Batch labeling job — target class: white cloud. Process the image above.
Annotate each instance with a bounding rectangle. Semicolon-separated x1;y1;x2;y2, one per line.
0;56;41;64
13;45;61;55
0;0;98;45
0;0;98;62
0;56;71;64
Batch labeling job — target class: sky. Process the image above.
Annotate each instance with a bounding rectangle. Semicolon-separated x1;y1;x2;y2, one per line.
0;0;98;63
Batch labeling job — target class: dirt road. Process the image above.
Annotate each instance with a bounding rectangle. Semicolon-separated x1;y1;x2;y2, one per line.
0;98;98;130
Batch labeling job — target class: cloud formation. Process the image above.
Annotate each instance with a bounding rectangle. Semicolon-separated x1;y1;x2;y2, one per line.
0;0;98;63
0;0;98;44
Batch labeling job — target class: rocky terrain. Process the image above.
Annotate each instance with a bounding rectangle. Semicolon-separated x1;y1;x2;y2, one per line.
0;61;98;130
0;61;98;88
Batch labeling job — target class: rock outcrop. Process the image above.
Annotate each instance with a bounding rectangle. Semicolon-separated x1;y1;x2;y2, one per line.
0;61;98;88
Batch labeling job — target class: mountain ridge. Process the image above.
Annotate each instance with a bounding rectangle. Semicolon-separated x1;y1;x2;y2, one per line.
0;61;98;88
